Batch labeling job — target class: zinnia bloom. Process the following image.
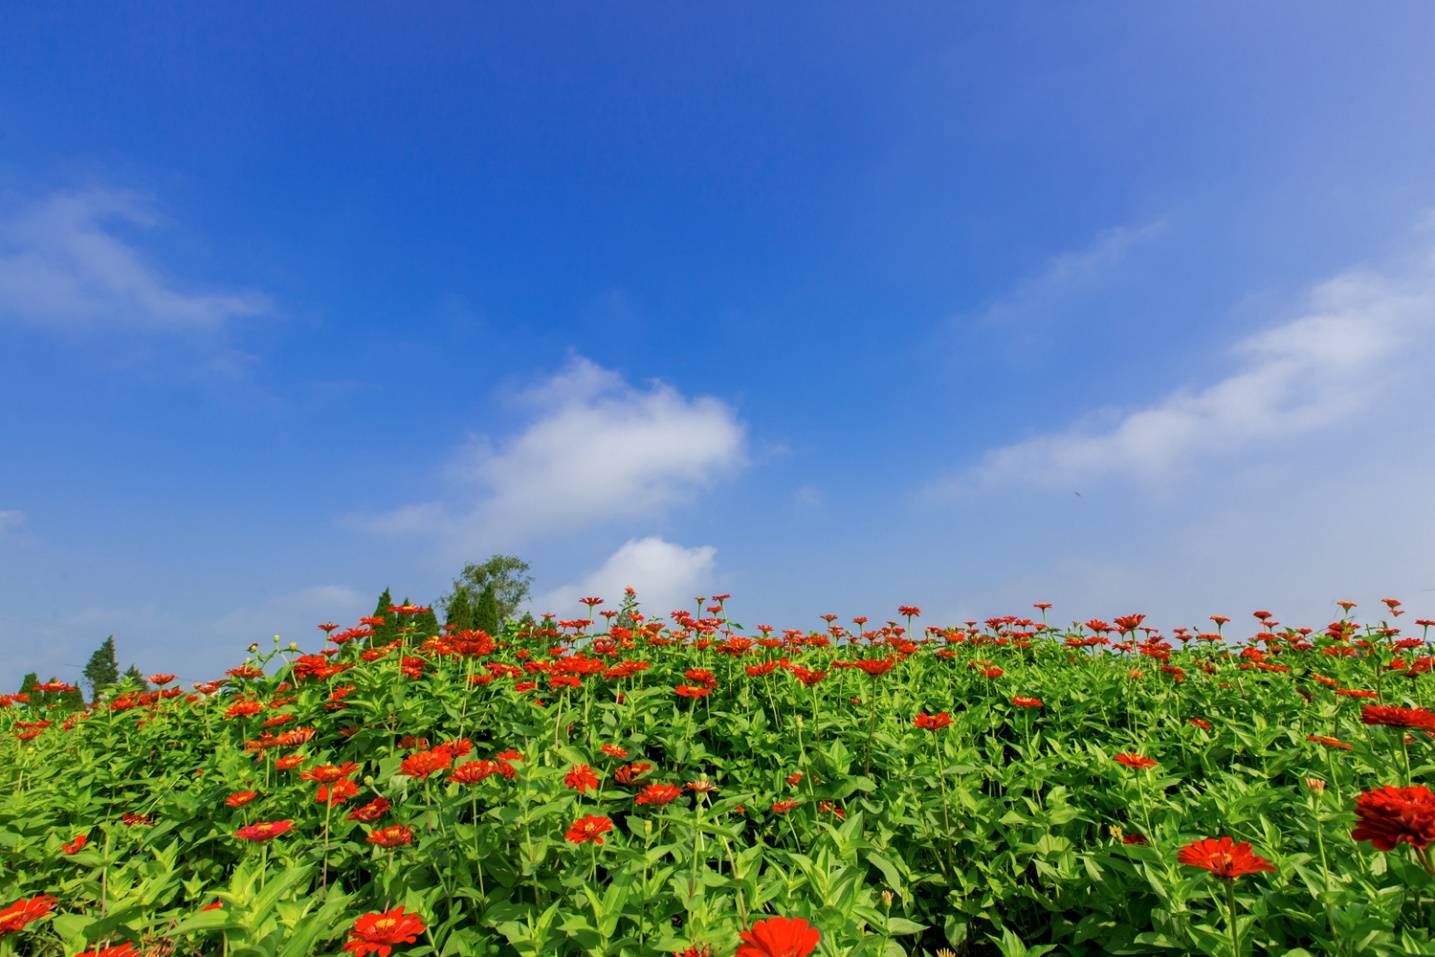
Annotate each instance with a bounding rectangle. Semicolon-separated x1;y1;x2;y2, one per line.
1114;753;1158;771
1351;785;1435;851
316;778;359;806
1176;836;1276;879
343;905;425;957
565;815;614;845
62;833;88;855
347;796;391;823
398;749;452;780
76;944;140;957
1011;697;1043;708
635;783;683;805
235;820;293;842
367;824;414;849
855;658;896;677
734;916;821;957
226;790;259;808
1306;734;1352;751
0;896;57;935
1360;705;1435;730
771;800;800;814
913;712;952;731
564;764;600;793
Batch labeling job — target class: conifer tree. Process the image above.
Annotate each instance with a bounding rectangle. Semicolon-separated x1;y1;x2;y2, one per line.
17;672;38;696
82;636;120;702
371;588;397;645
474;585;501;635
414;605;440;638
444;587;474;632
123;665;148;690
59;684;84;711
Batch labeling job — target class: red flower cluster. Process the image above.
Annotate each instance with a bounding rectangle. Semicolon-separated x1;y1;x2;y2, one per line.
1351;785;1435;851
735;916;820;957
913;712;952;730
344;905;425;956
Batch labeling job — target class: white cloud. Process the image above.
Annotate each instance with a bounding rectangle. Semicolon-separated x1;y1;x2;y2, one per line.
357;355;747;549
0;189;269;332
534;537;717;619
940;241;1435;493
966;221;1165;326
0;510;23;535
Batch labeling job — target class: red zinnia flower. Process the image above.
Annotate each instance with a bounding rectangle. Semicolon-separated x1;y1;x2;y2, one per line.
1188;718;1211;730
674;684;712;698
1177;836;1276;879
771;800;800;813
913;712;952;730
235;820;293;842
1011;696;1043;708
76;944;140;957
316;778;359;806
347;796;391;823
0;896;56;936
226;790;259;808
600;743;629;759
734;915;821;957
980;667;1003;679
398;749;452;780
343;905;425;957
635;783;683;805
1307;734;1352;751
300;762;360;784
367;825;414;849
62;833;88;855
854;658;895;677
1114;753;1158;771
1351;785;1435;851
1361;705;1435;730
565;815;614;845
564;764;600;793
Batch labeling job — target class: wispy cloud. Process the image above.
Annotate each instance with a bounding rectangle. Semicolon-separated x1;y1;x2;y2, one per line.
964;221;1165;326
0;189;269;333
353;355;747;550
0;510;24;536
934;234;1435;494
533;537;717;619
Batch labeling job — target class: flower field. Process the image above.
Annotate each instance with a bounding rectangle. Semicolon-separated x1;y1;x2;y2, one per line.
3;598;1435;956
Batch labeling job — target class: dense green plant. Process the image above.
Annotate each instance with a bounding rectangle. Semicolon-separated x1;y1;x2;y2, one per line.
2;602;1434;956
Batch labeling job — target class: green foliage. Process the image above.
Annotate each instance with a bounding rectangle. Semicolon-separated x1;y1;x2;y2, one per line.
370;588;398;645
447;555;532;623
123;665;148;691
474;585;501;634
444;587;474;632
82;635;120;702
3;612;1434;956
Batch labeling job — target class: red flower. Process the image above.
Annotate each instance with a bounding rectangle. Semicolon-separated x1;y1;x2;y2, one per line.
343;905;425;957
771;800;800;814
300;762;360;784
224;700;263;719
600;743;629;759
316;778;359;806
367;825;414;849
76;944;140;957
675;684;712;698
734;916;821;957
854;658;895;677
147;673;177;686
635;783;683;805
565;815;614;845
0;896;56;936
1351;785;1435;851
1011;696;1043;708
1188;718;1211;730
1361;705;1435;730
62;833;88;855
226;790;259;808
1122;832;1148;845
1177;836;1276;879
980;667;1003;679
398;749;452;780
613;761;653;786
1114;753;1158;771
913;712;952;730
235;820;293;842
564;764;600;793
1307;734;1352;751
347;796;391;823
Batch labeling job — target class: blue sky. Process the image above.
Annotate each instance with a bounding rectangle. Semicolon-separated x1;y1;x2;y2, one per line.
4;4;1435;686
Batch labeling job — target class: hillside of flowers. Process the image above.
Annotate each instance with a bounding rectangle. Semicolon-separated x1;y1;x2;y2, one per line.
3;596;1435;956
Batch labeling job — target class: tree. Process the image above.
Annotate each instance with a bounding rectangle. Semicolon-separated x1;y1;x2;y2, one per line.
413;605;440;639
370;588;398;645
83;636;120;702
443;587;474;632
123;665;148;691
445;555;532;624
474;585;501;635
16;672;37;696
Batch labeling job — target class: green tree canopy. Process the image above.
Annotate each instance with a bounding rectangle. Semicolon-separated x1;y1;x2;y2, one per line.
445;555;532;624
444;587;474;631
82;636;120;702
123;665;148;691
474;585;501;635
